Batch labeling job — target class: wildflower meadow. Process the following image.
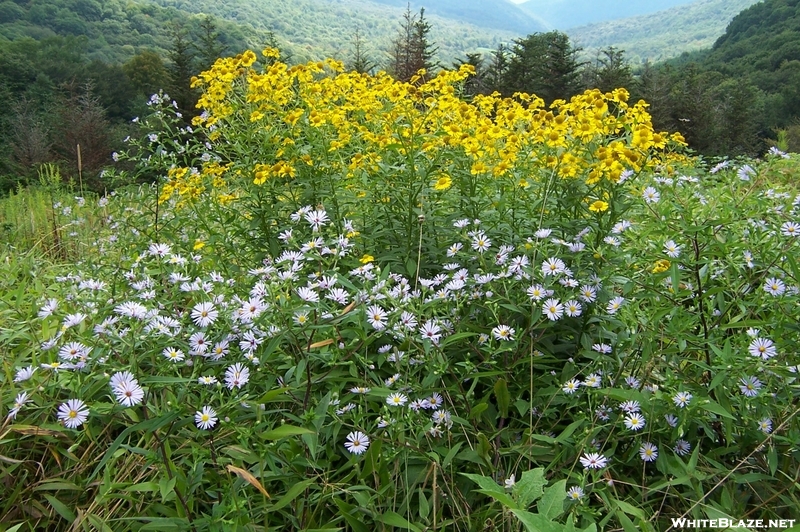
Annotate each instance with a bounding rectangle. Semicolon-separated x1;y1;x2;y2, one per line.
1;49;799;531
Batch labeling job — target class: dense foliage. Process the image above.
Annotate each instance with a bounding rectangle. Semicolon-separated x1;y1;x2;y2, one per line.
3;50;800;531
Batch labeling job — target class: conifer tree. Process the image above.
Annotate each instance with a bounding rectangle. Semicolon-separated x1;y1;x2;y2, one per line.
388;5;438;83
196;16;227;72
348;29;376;74
166;23;197;120
504;31;582;102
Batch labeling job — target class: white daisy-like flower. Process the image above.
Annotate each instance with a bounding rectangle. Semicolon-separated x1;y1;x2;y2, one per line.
58;342;89;361
188;331;209;353
535;228;552;239
366;305;388;330
749;337;777;360
57;399;89;429
162;347;185;362
562;379;581;394
304;209;330;231
673;439;691;456
673;391;692;408
625;376;640;388
191;302;218;328
14;366;36;383
446;242;463;256
225;363;250;390
580;452;608;469
195;406;218;430
492;325;515;341
764;278;786;296
643;187;660;203
542;257;566;276
619;400;640;413
110;371;144;407
527;284;547;301
350;386;371;394
386;393;408;407
7;392;30;420
543;298;564;321
564;300;582;317
592;343;612;354
419;320;442;343
758;418;772;434
639;442;658;462
471;232;492;253
606;296;625;314
663;240;681;258
624;413;646;431
665;414;679;428
38;298;59;318
579;285;597;303
431;410;451;425
781;221;800;237
739;376;762;397
198;376;218;385
504;474;516;489
567;486;584;500
344;431;370;454
295;286;319;303
583;374;601;388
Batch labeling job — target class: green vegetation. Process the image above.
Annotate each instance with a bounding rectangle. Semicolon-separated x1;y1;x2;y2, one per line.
567;0;761;64
1;53;799;531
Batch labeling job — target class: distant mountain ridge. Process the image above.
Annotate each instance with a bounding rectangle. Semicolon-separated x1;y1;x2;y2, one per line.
368;0;547;34
566;0;763;63
518;0;698;29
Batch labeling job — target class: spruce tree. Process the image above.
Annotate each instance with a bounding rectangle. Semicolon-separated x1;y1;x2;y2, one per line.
166;23;197;120
388;5;438;83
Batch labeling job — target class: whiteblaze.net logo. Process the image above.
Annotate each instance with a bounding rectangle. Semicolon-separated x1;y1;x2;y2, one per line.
670;518;796;529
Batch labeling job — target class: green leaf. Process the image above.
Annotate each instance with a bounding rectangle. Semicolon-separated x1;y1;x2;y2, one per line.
261;425;315;440
418;488;430;519
538;479;567;520
494;378;511;418
333;498;369;532
123;481;159;493
378;511;423;531
514;468;547;509
159;475;176;503
616;511;638;532
271;479;314;511
461;473;518;509
442;442;462;468
44;494;76;524
87;514;114;532
613;498;647;521
700;400;735;420
510;509;568;532
470;402;488;420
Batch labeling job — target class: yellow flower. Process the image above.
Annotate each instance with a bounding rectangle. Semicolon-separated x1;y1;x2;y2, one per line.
652;259;671;274
360;254;374;264
433;176;452;191
589;200;609;213
193;240;205;251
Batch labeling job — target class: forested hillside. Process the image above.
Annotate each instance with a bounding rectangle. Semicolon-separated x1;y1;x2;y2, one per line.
519;0;697;29
568;0;761;63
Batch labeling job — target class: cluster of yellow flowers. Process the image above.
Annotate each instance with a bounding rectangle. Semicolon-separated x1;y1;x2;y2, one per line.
160;49;686;209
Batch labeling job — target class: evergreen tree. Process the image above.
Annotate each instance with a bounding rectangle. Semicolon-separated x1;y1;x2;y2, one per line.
388;6;438;83
348;29;376;74
585;47;634;93
166;23;197;119
196;16;227;72
485;44;511;95
505;31;583;103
